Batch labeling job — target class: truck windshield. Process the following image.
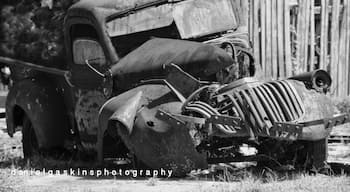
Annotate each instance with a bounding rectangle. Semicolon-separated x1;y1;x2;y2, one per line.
173;0;237;38
106;0;237;39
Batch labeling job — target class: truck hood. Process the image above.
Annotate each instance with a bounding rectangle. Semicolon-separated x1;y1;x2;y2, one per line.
110;38;233;89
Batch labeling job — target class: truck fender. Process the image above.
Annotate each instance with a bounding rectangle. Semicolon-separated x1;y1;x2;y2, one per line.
6;78;70;149
97;91;143;162
97;84;207;175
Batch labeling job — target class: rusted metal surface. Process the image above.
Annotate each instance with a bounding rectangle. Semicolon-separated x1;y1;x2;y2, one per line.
75;90;107;144
270;113;350;140
5;78;70;148
98;84;207;175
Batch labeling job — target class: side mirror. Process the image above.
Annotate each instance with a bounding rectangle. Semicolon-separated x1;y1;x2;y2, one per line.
85;59;107;78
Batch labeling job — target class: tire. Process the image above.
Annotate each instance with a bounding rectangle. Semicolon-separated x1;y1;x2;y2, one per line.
257;139;328;171
305;138;328;170
22;115;40;159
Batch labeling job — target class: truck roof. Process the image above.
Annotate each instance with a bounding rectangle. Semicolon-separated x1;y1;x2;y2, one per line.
71;0;163;10
67;0;238;39
68;0;179;19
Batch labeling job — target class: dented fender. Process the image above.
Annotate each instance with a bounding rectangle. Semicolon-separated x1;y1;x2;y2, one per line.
97;84;207;175
6;78;70;148
97;90;144;162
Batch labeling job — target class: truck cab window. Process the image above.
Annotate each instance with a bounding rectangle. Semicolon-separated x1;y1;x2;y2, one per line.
70;24;106;65
73;39;106;65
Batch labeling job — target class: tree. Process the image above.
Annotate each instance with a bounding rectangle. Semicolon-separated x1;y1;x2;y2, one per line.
0;0;78;68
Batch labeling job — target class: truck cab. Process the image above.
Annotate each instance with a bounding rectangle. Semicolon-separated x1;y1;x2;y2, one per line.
62;0;251;151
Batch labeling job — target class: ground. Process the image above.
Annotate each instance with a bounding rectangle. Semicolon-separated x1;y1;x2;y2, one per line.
0;93;350;191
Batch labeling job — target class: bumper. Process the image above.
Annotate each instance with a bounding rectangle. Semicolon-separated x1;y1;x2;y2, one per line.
157;109;350;141
270;113;350;140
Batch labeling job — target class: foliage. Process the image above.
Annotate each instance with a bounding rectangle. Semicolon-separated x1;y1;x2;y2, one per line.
0;0;78;68
334;96;350;114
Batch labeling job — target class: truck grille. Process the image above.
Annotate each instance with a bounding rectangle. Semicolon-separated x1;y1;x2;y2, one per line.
216;80;305;134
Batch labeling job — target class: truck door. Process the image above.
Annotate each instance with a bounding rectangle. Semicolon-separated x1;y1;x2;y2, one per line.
69;24;111;150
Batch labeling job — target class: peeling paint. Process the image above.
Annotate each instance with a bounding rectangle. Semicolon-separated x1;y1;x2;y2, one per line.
75;90;107;143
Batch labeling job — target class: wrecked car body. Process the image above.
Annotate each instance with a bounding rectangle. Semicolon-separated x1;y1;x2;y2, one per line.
0;0;349;176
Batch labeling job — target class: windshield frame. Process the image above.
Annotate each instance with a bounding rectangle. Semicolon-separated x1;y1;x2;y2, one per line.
106;0;238;39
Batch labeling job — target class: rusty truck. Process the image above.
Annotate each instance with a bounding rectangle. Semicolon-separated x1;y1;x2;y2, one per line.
0;0;349;175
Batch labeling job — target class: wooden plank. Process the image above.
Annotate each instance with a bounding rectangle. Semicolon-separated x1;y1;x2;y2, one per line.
277;0;285;77
265;0;272;77
296;0;307;74
232;0;242;25
260;0;266;78
303;0;311;72
342;1;349;97
309;0;315;71
346;1;350;95
284;0;292;77
339;1;348;97
320;0;330;70
238;0;249;33
330;0;340;96
248;0;254;41
253;0;261;75
271;0;278;78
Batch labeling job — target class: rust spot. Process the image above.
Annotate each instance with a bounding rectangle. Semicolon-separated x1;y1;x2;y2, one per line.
75;90;106;142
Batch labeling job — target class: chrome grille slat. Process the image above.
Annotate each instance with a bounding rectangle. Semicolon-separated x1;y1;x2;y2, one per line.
279;81;303;116
261;84;287;121
270;81;298;120
253;87;279;122
234;92;257;128
226;94;245;121
283;80;305;114
256;86;283;122
264;83;294;121
240;90;264;132
183;79;305;137
247;89;272;129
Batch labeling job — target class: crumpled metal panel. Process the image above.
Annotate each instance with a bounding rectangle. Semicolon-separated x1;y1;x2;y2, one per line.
110;38;233;90
98;84;207;175
110;91;143;134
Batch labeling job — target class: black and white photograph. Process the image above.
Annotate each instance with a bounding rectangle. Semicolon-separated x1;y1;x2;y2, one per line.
0;0;350;191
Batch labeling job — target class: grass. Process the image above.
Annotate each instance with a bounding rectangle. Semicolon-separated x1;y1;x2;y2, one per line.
199;174;350;192
0;96;350;191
